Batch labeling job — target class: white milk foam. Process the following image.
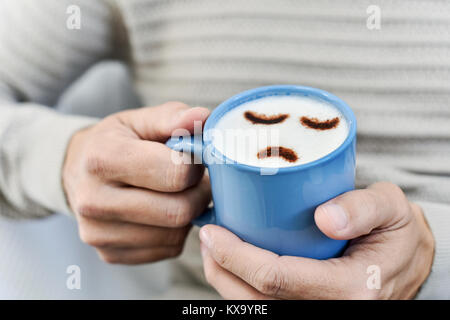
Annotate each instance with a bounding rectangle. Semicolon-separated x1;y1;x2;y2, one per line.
211;95;349;168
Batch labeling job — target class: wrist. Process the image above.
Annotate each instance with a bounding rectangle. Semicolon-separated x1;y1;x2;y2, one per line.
62;126;94;214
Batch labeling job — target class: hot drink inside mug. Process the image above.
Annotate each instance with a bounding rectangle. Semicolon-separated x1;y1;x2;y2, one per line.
211;95;349;168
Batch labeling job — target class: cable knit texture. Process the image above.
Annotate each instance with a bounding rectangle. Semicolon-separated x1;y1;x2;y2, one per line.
0;0;449;299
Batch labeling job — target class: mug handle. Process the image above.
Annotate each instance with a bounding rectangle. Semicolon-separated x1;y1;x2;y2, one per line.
165;135;216;227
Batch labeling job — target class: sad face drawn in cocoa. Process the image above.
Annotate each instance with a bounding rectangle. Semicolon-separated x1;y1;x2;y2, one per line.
213;96;350;168
243;111;341;164
244;111;340;162
257;146;298;163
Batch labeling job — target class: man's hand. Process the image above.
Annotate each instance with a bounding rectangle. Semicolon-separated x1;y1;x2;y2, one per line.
199;182;435;299
63;102;211;264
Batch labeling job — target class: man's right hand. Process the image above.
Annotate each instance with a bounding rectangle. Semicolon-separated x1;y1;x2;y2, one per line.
63;102;212;264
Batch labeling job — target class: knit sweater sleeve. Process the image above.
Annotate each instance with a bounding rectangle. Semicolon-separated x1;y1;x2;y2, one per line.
414;201;450;300
0;0;118;218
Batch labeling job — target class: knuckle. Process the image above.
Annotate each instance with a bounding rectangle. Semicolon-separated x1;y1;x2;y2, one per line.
385;182;406;200
377;181;401;192
78;227;91;245
378;182;410;217
76;203;97;218
75;194;101;218
79;229;109;248
90;238;110;248
253;263;284;296
83;139;125;179
98;251;120;264
164;209;179;228
373;181;406;201
166;198;193;227
166;163;192;192
85;148;110;177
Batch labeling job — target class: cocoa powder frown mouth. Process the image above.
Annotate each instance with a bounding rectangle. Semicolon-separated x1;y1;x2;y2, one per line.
257;146;298;163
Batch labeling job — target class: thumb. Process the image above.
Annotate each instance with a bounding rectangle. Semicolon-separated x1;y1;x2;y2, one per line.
314;182;409;240
117;101;210;142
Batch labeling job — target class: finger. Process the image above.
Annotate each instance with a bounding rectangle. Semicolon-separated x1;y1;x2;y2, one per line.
97;246;183;265
75;175;211;227
88;137;205;192
117;102;210;142
200;243;270;300
200;224;353;299
78;218;191;249
314;182;410;240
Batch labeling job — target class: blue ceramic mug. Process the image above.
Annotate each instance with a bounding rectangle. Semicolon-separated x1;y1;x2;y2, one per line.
166;85;356;259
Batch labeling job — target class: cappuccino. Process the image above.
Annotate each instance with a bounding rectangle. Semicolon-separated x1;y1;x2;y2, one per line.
211;95;349;168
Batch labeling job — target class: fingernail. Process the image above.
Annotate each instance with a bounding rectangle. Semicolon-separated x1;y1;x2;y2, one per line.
320;203;348;231
199;227;212;249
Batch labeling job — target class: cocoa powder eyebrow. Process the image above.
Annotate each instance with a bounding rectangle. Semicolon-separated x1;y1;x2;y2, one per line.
244;111;289;124
257;146;298;163
300;116;340;130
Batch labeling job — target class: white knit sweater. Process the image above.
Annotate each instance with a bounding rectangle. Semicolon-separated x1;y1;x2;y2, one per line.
0;0;449;299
